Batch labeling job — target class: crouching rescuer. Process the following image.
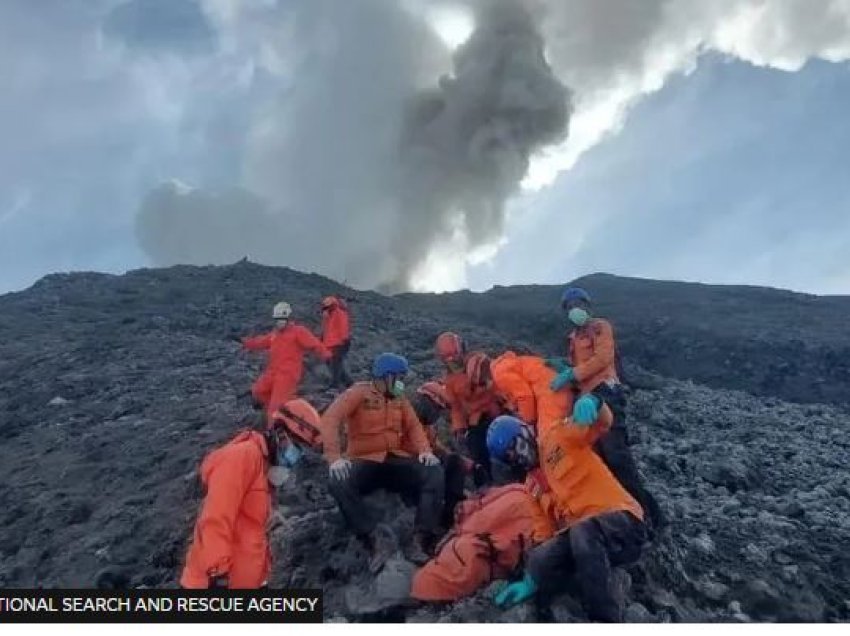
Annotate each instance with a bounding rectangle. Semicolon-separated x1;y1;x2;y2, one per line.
180;399;322;589
321;353;445;572
486;406;648;622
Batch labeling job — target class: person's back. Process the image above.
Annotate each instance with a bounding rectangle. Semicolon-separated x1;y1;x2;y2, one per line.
321;301;351;349
531;405;642;529
490;352;573;436
181;431;271;589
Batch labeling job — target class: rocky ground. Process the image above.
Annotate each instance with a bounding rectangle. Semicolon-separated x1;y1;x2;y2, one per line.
1;261;848;622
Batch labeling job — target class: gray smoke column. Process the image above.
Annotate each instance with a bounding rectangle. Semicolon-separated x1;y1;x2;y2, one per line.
386;0;572;291
132;0;571;292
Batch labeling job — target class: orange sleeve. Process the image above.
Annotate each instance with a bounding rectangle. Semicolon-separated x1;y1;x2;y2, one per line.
445;381;467;433
564;403;613;448
321;386;363;461
194;445;259;578
242;333;272;351
297;326;332;360
402;399;432;455
573;320;616;383
493;366;536;425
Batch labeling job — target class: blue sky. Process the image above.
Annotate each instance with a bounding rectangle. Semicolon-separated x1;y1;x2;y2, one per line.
468;55;850;294
0;1;849;296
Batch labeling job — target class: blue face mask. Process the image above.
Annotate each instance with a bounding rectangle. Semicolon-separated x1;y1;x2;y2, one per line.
568;307;590;327
391;379;405;398
278;442;303;468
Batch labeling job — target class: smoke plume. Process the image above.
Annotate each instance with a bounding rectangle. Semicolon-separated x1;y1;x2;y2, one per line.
128;0;850;291
385;0;571;291
135;0;570;291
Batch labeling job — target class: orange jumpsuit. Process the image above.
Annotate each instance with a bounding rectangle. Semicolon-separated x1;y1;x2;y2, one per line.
321;382;432;462
244;322;331;419
490;352;574;436
567;318;619;394
321;303;351;348
444;367;504;434
181;431;272;589
528;404;643;530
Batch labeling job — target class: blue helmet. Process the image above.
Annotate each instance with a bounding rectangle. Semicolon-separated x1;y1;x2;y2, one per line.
486;415;526;462
560;286;591;308
372;353;410;378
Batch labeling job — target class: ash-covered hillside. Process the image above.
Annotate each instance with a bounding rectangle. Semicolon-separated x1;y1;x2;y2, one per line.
1;262;849;622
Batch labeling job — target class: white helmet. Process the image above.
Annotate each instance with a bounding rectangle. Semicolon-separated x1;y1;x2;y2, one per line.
272;301;292;320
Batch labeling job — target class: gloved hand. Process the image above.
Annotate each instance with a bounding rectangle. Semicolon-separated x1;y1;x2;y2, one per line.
544;357;569;372
329;458;352;481
493;572;537;608
572;394;600;426
453;429;468;446
419;452;440;467
208;575;230;589
549;366;575;391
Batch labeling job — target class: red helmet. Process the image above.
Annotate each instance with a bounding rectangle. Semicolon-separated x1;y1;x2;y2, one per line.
416;381;450;410
435;332;466;364
465;352;491;388
271;399;322;448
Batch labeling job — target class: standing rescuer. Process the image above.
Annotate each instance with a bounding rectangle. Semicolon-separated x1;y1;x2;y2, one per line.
180;399;321;589
242;301;332;424
319;295;353;389
549;286;665;533
435;332;505;486
486;407;648;622
321;353;445;572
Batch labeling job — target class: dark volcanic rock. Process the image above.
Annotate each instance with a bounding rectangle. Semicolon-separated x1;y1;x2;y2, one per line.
1;262;849;622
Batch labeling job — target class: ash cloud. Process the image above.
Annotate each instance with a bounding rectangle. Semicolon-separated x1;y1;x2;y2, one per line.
385;0;572;291
135;0;571;291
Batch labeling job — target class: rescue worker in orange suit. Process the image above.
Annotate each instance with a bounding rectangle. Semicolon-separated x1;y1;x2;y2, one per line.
322;353;444;572
549;286;665;534
319;296;353;389
180;399;322;589
411;381;480;526
486;404;648;623
435;332;505;486
242;301;331;424
465;351;574;438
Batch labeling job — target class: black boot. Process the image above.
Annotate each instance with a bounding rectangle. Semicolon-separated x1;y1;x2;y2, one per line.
407;531;436;565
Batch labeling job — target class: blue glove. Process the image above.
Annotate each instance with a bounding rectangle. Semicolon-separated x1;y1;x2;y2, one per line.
572;394;600;426
544;357;569;372
549;366;575;391
493;572;537;608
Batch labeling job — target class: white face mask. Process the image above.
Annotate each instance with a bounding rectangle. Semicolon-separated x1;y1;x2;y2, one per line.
267;466;291;488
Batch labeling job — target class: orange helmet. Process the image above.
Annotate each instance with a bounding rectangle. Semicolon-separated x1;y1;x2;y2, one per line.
271;399;322;448
416;381;450;410
321;296;338;311
465;352;491;388
435;332;465;364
